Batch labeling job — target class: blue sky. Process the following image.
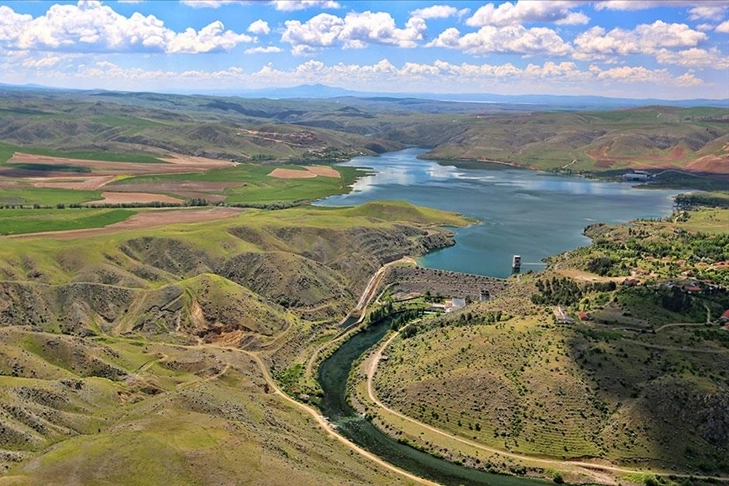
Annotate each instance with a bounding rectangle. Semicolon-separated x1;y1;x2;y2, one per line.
0;0;727;99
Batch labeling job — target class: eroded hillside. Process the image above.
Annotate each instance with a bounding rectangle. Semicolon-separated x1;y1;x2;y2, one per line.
0;201;466;484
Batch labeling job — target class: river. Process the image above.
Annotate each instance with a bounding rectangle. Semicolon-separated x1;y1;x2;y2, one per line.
318;148;679;278
317;317;546;486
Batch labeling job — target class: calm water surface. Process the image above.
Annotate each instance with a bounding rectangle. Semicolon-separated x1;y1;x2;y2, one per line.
319;148;679;278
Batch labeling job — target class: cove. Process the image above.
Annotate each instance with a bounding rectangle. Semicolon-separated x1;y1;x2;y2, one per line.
318;148;680;278
317;317;546;486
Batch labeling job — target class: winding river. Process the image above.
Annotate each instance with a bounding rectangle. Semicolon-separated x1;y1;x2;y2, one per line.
317;317;545;486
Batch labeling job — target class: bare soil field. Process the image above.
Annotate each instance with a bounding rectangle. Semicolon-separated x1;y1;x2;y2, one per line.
269;168;318;179
269;165;341;179
7;152;235;176
305;165;340;177
29;175;116;190
161;154;237;168
10;207;244;240
89;191;185;205
106;182;240;203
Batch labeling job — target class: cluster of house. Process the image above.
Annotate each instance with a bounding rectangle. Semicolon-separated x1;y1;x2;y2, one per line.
720;309;729;331
665;279;726;295
431;298;467;313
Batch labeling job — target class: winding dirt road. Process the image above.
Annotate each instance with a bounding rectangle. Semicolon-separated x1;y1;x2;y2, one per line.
304;257;417;381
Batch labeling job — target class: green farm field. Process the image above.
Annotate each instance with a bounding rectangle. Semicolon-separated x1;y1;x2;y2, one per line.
0;208;136;235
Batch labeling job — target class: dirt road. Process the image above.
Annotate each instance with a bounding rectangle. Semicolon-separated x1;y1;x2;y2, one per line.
365;330;729;482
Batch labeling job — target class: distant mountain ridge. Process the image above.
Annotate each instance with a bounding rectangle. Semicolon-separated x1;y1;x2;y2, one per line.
1;81;727;109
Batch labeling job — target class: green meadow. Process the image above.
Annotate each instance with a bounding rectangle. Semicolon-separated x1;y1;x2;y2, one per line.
0;208;136;235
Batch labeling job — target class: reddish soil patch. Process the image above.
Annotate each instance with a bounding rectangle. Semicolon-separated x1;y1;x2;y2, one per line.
667;146;686;161
306;166;340;178
594;158;616;168
269;166;340;179
0;180;19;188
269;168;318;179
11;207;244;240
684;154;729;175
88;192;185;205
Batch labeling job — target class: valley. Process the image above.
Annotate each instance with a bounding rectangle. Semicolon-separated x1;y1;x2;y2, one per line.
0;86;728;485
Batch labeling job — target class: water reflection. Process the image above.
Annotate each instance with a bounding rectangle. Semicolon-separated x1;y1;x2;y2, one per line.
320;148;679;278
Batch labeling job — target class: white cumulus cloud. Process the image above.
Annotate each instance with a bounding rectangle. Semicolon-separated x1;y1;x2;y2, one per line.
688;5;728;20
574;21;707;59
270;0;340;11
181;0;339;9
466;1;590;27
428;25;573;57
282;11;426;55
717;20;729;33
410;5;469;20
654;47;729;69
248;19;271;35
595;1;729;11
0;2;252;54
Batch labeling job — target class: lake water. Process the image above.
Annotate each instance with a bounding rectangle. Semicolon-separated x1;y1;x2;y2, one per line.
318;148;680;278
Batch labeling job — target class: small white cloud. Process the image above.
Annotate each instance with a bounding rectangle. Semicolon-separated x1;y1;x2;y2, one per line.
271;0;340;11
245;45;282;54
689;5;728;21
675;72;703;86
717;20;729;33
180;0;236;8
248;19;270;35
410;5;468;20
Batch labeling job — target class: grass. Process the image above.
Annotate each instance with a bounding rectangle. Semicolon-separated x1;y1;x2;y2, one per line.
0;208;135;235
0;328;402;485
341;200;471;226
372;310;729;471
0;187;102;206
9;163;92;173
108;164;366;203
0;141;163;164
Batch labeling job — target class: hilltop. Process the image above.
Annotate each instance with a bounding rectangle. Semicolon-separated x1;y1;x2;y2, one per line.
0;202;467;484
1;89;728;190
358;204;729;481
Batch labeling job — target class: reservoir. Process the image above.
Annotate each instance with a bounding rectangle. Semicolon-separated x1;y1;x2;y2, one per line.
319;148;679;278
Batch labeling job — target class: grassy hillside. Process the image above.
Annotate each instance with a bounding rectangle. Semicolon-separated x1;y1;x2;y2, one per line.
0;328;405;486
2;93;728;192
0;201;467;484
363;206;729;476
0;95;401;163
417;107;729;182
